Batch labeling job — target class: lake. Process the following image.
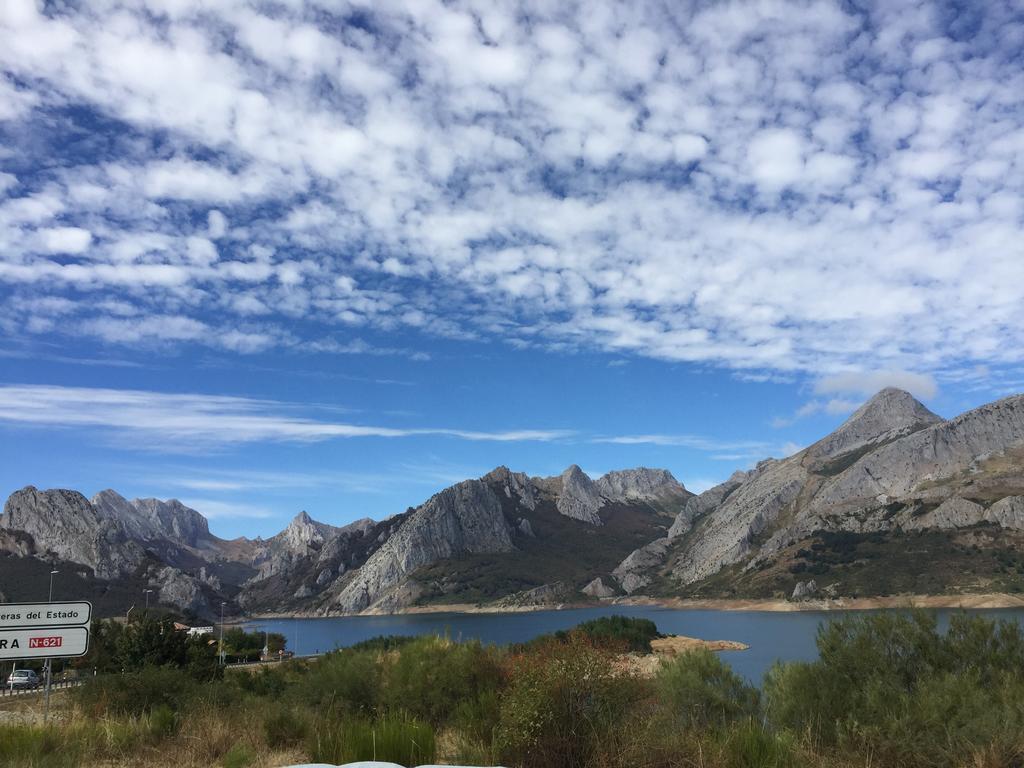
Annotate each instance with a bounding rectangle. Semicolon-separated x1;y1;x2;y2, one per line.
245;605;1024;683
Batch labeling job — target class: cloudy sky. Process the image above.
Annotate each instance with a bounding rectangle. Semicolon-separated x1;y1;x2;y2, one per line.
1;0;1022;536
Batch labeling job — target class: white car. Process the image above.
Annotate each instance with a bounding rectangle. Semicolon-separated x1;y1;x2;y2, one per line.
6;669;41;690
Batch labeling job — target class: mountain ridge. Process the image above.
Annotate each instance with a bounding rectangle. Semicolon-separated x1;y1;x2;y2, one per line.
4;389;1024;617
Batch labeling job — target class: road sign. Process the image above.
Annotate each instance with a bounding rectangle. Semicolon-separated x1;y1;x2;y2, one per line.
0;626;90;660
0;602;91;629
0;602;91;661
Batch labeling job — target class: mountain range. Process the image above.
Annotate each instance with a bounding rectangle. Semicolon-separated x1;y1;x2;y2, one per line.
2;388;1023;619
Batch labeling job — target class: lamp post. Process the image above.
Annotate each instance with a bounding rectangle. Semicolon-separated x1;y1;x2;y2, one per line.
43;569;58;723
48;569;59;602
219;601;226;666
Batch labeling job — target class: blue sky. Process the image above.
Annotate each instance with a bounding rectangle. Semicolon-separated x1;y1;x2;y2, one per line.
1;0;1022;538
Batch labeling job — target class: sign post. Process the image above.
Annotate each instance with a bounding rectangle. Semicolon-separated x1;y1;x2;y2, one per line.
0;602;91;722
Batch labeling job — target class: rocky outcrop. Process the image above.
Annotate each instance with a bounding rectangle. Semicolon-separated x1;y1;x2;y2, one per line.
555;465;604;525
902;497;985;531
1;487;145;579
152;566;208;614
250;512;374;583
92;490;213;549
493;581;574;608
595;468;689;506
985;496;1024;529
483;466;538;510
332;480;515;613
791;580;818;601
582;576;616;598
811;394;1024;512
668;471;749;539
804;387;943;468
613;537;672;593
672;458;806;584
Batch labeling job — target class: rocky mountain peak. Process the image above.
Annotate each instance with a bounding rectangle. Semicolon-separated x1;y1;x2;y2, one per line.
595;467;689;503
805;387;943;464
556;465;603;525
482;466;537;510
279;510;333;552
2;486;144;580
90;489;212;547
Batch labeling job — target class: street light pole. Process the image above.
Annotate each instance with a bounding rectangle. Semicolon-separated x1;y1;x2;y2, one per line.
48;569;58;602
219;602;226;666
44;569;58;724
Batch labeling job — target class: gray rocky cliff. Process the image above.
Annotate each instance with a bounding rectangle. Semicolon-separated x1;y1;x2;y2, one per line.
92;490;212;549
985;496;1024;529
151;566;209;614
483;466;538;510
804;387;943;468
555;465;604;525
249;512;374;584
613;537;671;593
332;479;515;613
901;497;985;531
663;390;1024;589
582;576;616;598
668;470;750;539
1;486;145;579
811;394;1024;512
595;468;689;505
671;458;806;584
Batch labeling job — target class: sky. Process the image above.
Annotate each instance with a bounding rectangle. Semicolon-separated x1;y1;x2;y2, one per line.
1;0;1022;538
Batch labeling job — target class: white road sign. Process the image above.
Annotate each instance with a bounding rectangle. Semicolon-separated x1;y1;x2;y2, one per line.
0;626;90;660
0;602;91;629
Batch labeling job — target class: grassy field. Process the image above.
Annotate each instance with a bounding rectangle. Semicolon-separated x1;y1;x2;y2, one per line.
3;612;1024;767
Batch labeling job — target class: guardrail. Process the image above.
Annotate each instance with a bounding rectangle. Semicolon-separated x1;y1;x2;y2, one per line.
1;677;82;698
1;654;319;697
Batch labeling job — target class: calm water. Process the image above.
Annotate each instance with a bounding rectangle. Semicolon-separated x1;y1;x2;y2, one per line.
245;606;1024;683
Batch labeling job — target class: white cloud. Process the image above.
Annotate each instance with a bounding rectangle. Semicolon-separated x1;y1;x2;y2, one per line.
0;0;1020;386
815;370;939;399
0;384;572;448
38;227;92;254
178;498;274;519
592;433;770;452
748;128;806;190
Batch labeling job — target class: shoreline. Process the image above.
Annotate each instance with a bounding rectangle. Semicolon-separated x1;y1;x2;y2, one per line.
245;591;1024;621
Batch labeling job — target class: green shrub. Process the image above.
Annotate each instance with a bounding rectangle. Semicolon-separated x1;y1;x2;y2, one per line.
0;725;84;768
569;615;662;652
263;706;308;749
220;742;255;768
720;720;801;768
656;647;759;728
148;704;179;739
495;633;644;768
292;647;382;714
382;636;504;728
73;665;199;716
232;664;288;698
518;615;662;653
349;634;418;652
308;715;436;765
764;610;1024;766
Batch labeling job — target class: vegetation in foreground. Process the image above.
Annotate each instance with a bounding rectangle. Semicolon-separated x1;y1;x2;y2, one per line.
2;613;1024;767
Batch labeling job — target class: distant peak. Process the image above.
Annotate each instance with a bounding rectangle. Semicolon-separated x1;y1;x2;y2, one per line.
854;387;940;422
562;464;588;478
806;386;943;464
293;510;312;524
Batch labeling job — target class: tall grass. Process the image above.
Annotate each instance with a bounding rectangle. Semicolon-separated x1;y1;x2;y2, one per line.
308;715;436;764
